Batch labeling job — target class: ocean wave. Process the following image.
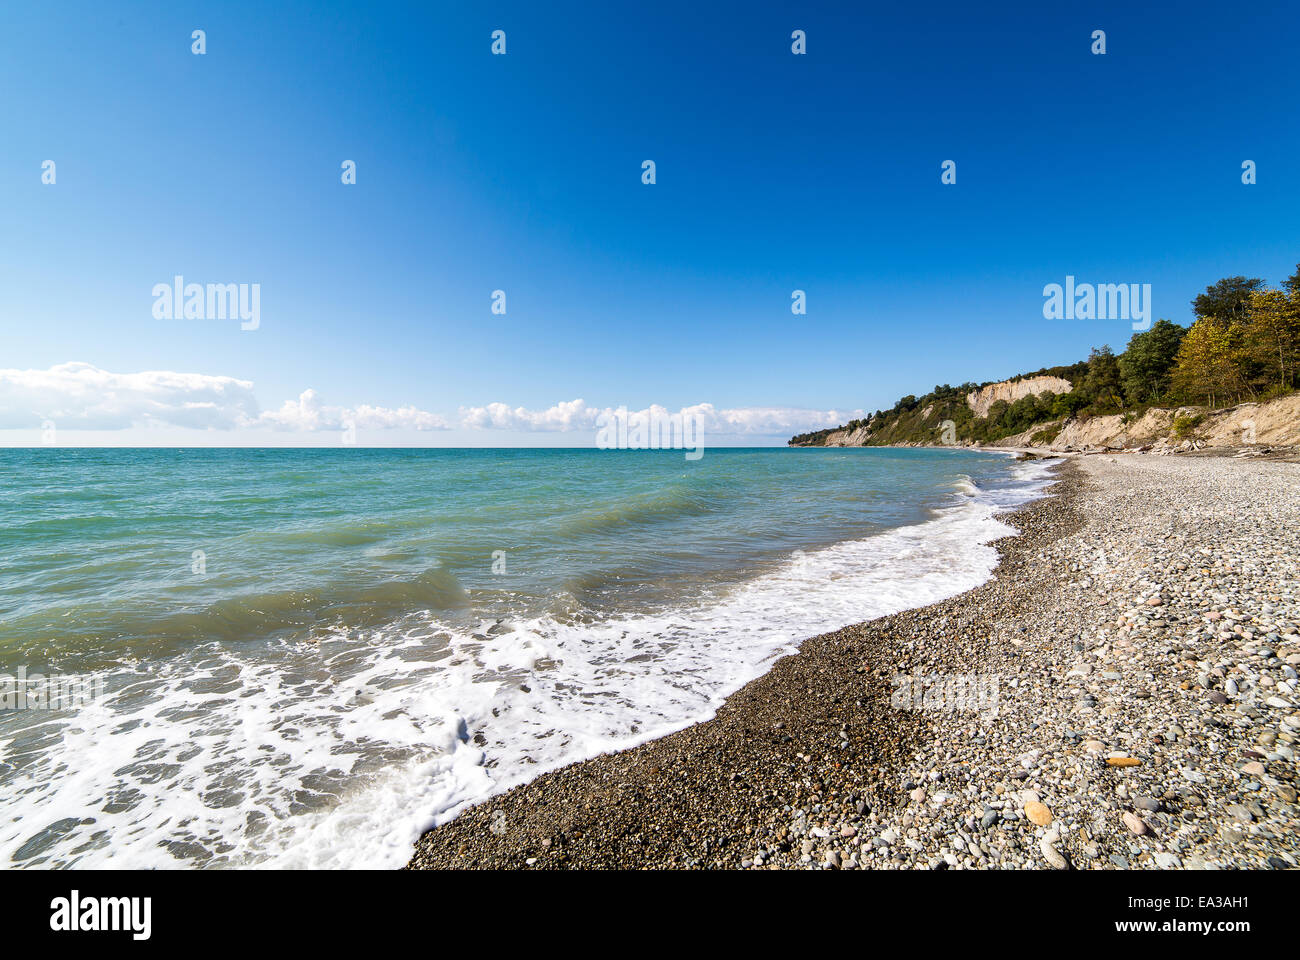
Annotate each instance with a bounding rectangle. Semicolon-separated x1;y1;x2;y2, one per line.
546;484;721;538
0;567;473;667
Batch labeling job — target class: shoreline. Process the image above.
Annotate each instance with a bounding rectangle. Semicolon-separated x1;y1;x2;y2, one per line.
407;454;1300;869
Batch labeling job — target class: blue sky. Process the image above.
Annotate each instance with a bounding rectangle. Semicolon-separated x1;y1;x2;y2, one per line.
2;0;1298;445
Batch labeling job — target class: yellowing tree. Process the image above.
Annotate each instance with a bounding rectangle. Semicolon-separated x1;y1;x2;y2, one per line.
1170;318;1245;407
1246;289;1300;394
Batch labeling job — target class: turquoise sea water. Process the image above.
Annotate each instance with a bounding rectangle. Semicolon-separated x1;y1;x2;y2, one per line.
0;447;1054;868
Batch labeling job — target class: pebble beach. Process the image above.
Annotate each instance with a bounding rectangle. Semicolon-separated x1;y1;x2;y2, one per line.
407;454;1300;870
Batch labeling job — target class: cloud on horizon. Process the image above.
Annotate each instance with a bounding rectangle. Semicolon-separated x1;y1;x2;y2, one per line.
0;363;451;433
457;400;863;436
0;363;859;438
261;389;451;432
0;361;261;430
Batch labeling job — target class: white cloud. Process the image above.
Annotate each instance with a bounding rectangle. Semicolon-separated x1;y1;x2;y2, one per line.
457;399;602;432
458;399;861;436
0;361;260;430
682;402;864;435
0;363;449;432
260;389;450;432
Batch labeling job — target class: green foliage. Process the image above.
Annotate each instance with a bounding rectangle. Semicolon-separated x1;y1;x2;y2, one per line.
1119;319;1186;404
1083;345;1124;411
1192;276;1265;324
1050;391;1089;418
1172;414;1204;437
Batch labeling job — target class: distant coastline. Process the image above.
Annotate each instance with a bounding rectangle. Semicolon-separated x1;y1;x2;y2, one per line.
790;391;1300;459
791;266;1300;454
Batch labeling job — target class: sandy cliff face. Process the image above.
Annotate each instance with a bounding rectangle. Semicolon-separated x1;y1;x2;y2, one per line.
1048;409;1177;449
819;425;873;446
1001;393;1300;451
1195;394;1300;446
966;375;1073;418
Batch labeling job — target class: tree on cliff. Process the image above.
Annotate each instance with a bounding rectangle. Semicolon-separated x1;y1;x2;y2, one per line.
1083;346;1124;410
1169;318;1245;407
1245;289;1300;394
1119;319;1186;404
1192;276;1265;324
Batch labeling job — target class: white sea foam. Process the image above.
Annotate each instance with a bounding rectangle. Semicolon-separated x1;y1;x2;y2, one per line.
0;456;1058;869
